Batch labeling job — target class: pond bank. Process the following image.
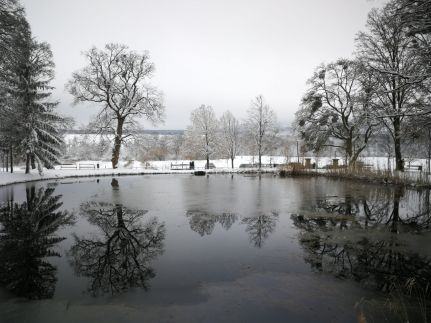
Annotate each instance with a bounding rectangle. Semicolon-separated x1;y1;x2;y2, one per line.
279;168;431;189
0;167;278;187
3;166;429;190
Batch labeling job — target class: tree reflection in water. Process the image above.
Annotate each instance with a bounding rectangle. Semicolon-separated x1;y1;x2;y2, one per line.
242;211;279;248
69;202;166;296
186;210;238;236
0;186;73;299
185;209;279;248
291;187;431;320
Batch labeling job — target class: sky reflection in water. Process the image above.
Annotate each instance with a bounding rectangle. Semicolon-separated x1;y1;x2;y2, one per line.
0;175;430;323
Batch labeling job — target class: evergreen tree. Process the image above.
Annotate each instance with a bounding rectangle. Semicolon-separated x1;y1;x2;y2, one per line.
0;186;73;299
12;40;66;174
0;0;66;174
0;0;31;172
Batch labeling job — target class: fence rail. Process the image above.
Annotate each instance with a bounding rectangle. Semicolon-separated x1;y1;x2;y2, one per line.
60;164;77;170
170;162;192;170
78;163;96;170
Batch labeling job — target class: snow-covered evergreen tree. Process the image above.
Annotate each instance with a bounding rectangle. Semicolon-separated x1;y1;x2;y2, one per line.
1;1;67;174
11;40;66;174
0;0;30;172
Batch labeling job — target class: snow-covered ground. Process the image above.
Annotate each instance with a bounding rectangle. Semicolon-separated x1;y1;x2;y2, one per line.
0;156;280;187
54;155;431;171
0;155;428;187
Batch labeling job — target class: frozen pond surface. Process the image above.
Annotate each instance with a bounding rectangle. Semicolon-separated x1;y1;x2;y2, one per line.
0;174;430;323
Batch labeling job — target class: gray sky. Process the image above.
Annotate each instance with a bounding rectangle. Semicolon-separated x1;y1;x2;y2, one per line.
22;0;385;129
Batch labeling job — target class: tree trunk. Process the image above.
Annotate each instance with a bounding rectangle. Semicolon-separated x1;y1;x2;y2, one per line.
26;185;35;205
25;153;31;174
31;155;36;169
258;145;262;170
111;118;124;169
350;145;366;167
393;118;404;171
231;156;234;169
345;138;353;167
428;146;431;174
428;129;431;174
115;205;125;228
9;145;13;173
206;155;209;169
6;152;8;172
391;186;403;233
296;141;300;164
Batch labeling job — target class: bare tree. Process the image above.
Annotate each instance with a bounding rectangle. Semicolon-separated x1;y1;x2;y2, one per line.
395;0;431;80
219;110;240;168
186;210;238;236
69;202;165;295
296;59;377;165
169;133;184;161
403;114;431;172
244;95;278;169
183;105;218;169
356;3;427;171
67;43;164;168
241;211;279;248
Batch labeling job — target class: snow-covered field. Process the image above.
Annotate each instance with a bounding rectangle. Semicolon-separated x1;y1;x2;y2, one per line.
0;155;428;187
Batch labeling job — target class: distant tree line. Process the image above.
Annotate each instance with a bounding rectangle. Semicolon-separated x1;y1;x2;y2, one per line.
62;96;285;169
182;95;279;169
295;0;431;171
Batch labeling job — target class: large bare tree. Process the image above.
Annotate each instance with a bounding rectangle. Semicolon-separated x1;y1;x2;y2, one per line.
69;201;165;295
244;95;278;169
296;59;377;165
356;3;427;171
395;0;431;79
67;43;164;168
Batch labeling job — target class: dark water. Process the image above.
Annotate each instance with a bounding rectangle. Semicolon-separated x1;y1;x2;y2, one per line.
0;175;430;323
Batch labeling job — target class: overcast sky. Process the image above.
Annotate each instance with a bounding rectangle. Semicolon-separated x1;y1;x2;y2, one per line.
22;0;385;130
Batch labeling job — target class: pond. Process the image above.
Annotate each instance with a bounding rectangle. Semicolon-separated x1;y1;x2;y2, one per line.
0;174;430;323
